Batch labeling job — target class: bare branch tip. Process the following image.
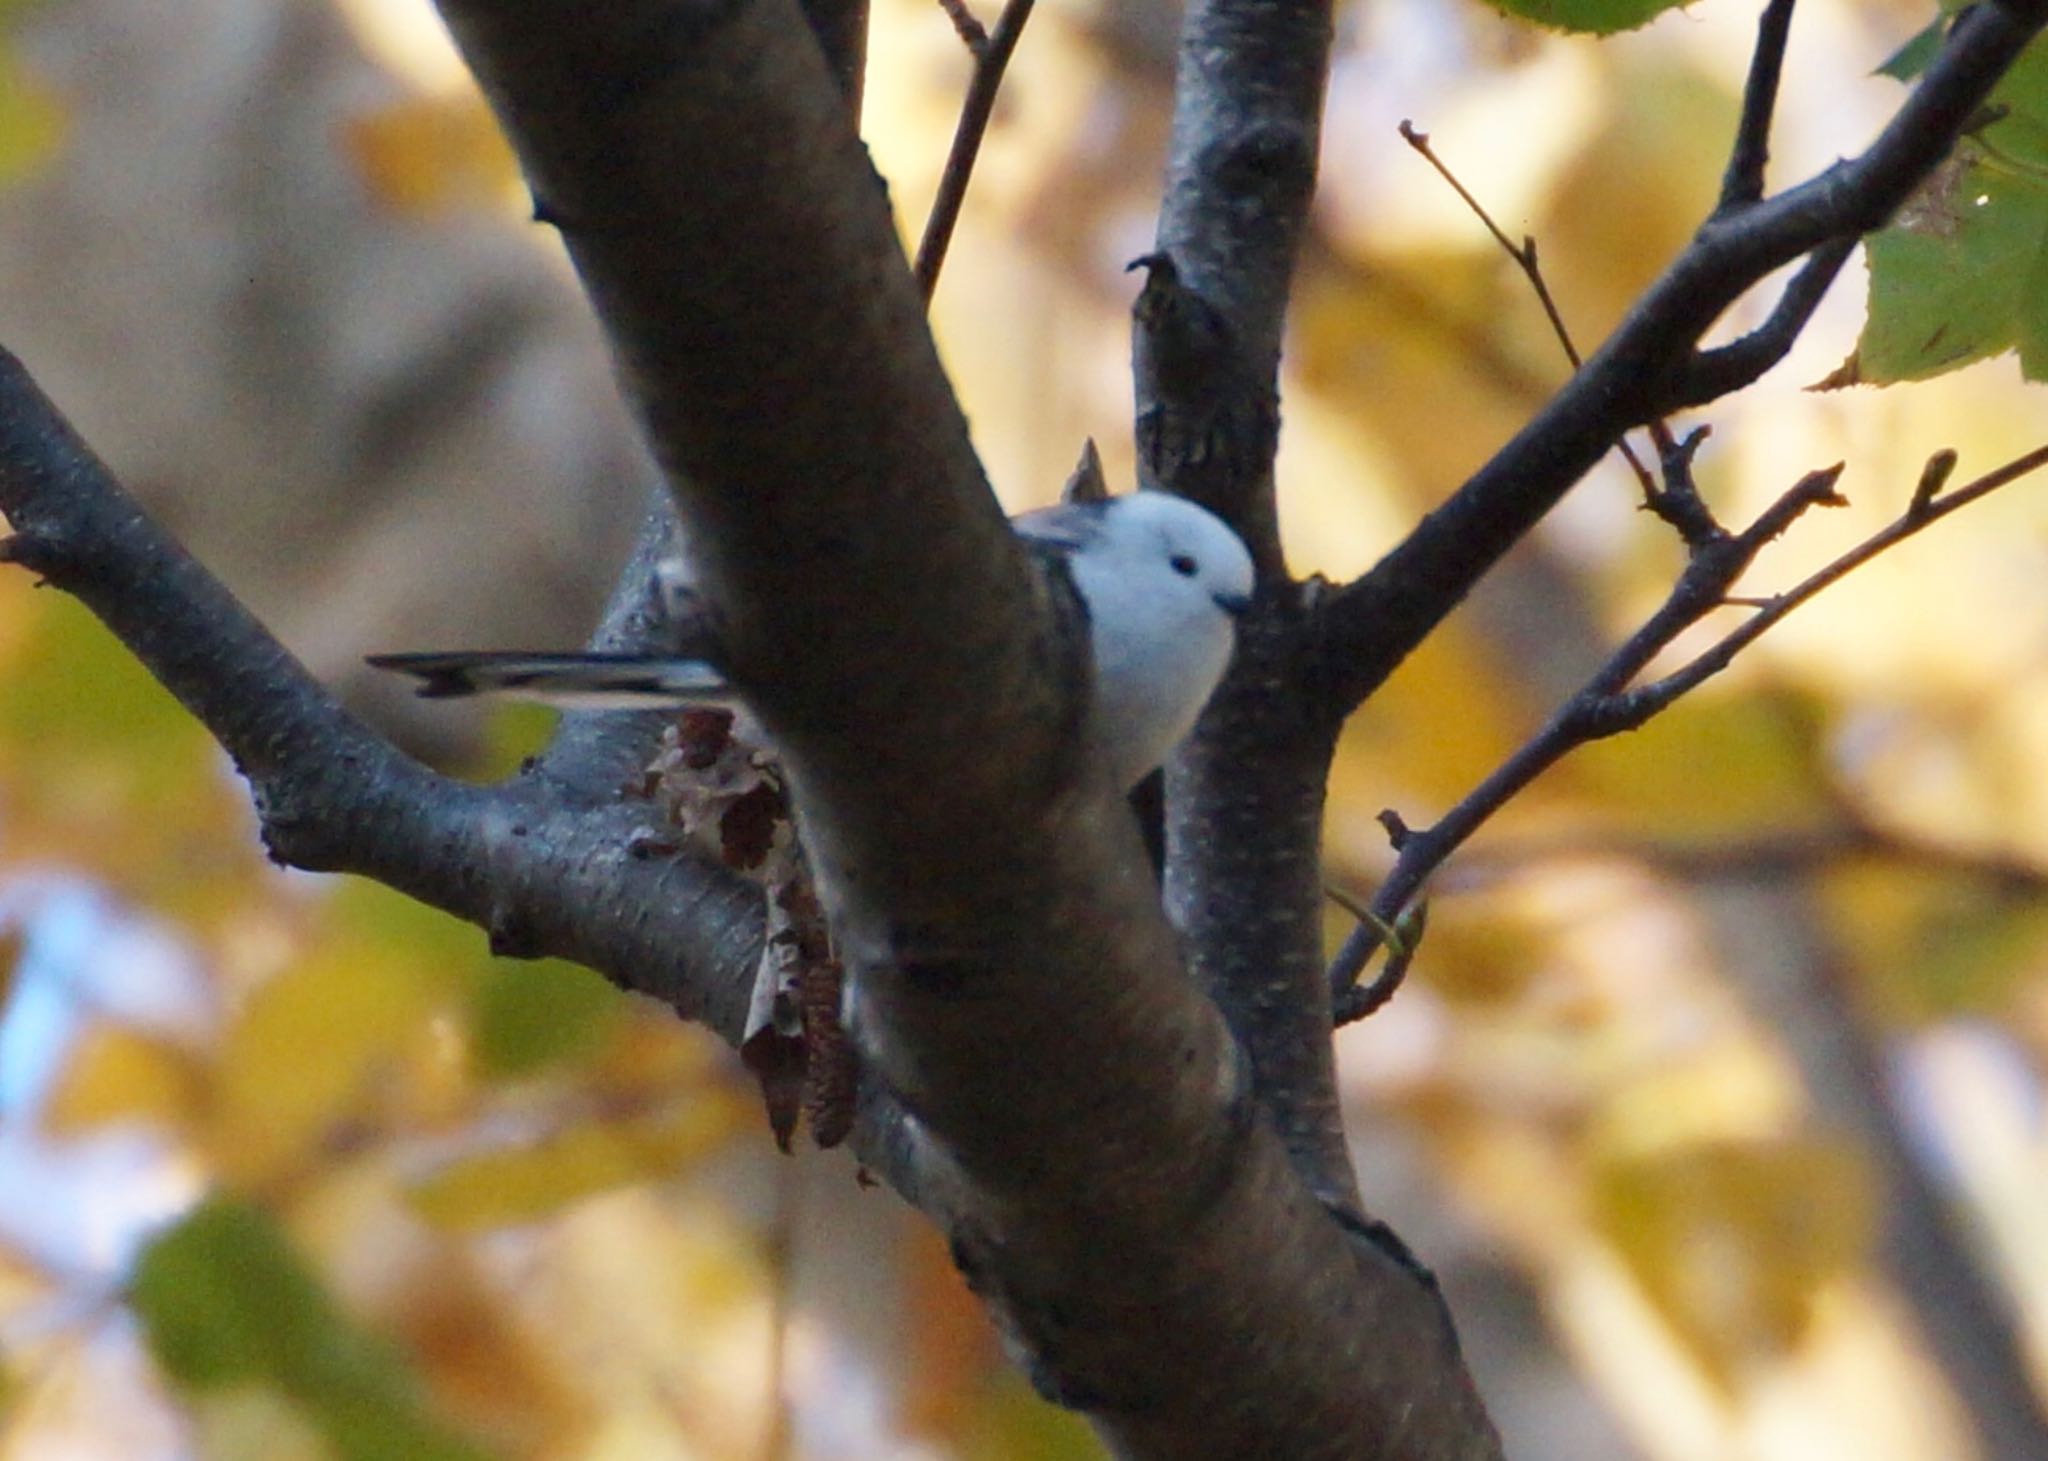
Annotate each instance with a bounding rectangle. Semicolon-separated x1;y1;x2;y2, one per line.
934;0;988;53
1744;462;1848;546
1659;423;1712;477
1801;460;1849;504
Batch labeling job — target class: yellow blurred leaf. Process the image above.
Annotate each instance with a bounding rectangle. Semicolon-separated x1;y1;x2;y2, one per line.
1568;691;1829;838
1292;249;1557;509
1329;618;1535;835
958;1369;1107;1460
342;92;519;216
1591;1138;1877;1387
43;1024;206;1135
586;1001;726;1099
405;1093;747;1231
1540;55;1728;342
1824;864;2048;1024
387;1247;592;1457
0;46;66;186
1590;1043;1801;1158
0;586;266;910
208;947;464;1184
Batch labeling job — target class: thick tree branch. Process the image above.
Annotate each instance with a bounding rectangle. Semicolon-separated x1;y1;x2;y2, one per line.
796;0;869;110
0;325;1488;1460
1152;0;1329;393
533;0;871;801
1137;0;1402;1315
423;3;1487;1453
435;0;1066;818
0;348;763;1041
527;490;702;800
1321;0;2048;715
1720;0;1796;210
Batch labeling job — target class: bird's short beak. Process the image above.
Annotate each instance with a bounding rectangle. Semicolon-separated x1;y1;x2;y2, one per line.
1213;591;1252;618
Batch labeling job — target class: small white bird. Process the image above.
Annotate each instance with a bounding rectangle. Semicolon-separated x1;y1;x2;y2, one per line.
371;491;1254;790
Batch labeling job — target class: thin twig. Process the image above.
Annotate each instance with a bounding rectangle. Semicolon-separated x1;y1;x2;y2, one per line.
1628;441;2048;708
1320;1;2048;723
1398;121;1664;499
933;0;987;52
1676;235;1857;407
913;0;1038;303
1640;424;1720;544
1329;441;2048;1022
1721;0;1799;210
0;346;769;1041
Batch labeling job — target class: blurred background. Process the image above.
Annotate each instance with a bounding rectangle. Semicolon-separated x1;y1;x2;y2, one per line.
1;0;2045;1456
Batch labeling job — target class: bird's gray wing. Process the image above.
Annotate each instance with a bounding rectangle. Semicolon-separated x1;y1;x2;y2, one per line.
1007;500;1109;553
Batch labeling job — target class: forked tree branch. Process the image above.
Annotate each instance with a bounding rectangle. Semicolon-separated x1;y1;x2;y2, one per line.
1721;0;1797;209
1330;440;2048;1021
1131;0;1432;1343
0;349;766;1042
12;0;2030;1453
0;0;1508;1453
534;0;873;798
796;0;870;110
1320;0;2048;714
914;0;1039;302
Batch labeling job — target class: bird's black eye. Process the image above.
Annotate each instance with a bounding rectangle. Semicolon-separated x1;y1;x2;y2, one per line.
1170;554;1198;577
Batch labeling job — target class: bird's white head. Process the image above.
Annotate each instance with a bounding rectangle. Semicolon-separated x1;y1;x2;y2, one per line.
1057;491;1254;786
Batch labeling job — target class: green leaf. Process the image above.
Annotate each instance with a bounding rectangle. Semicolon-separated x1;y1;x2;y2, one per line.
1876;17;1944;83
132;1200;494;1461
471;958;625;1079
961;1372;1110;1460
1474;0;1684;38
0;593;205;760
1853;31;2048;383
1857;156;2048;381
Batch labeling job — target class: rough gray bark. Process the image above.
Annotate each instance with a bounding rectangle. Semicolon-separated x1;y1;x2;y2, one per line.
3;0;2046;1456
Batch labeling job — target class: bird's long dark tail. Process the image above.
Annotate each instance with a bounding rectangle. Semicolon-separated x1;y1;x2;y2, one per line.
366;652;735;708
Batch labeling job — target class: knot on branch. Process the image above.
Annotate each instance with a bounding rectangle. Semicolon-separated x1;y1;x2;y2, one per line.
0;529;66;585
249;779;338;873
1643;426;1721;546
1203;121;1318;221
1130;253;1280;513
